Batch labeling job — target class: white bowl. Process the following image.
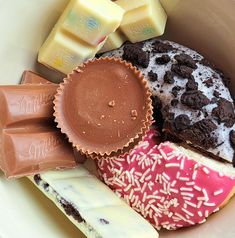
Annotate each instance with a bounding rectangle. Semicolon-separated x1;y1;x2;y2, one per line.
0;0;235;237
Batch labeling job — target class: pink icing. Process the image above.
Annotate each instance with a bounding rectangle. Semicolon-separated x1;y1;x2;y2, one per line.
96;129;235;230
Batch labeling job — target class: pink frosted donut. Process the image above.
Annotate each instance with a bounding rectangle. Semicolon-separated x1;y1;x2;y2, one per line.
96;129;235;230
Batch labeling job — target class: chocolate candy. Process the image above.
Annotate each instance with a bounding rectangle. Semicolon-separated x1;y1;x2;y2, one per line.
1;127;76;178
38;30;104;75
98;30;127;54
56;0;124;46
99;0;167;52
117;0;167;43
21;70;54;84
22;71;87;164
0;76;77;178
38;0;124;74
54;58;153;157
30;166;159;238
0;84;56;127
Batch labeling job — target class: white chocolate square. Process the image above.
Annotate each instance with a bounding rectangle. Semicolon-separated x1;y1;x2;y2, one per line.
38;29;103;74
59;0;124;46
98;30;127;53
116;0;167;43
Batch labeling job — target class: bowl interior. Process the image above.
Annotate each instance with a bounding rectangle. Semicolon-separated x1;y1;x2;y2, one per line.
0;0;235;237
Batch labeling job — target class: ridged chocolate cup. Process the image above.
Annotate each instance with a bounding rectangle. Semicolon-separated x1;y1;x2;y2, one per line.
54;57;153;158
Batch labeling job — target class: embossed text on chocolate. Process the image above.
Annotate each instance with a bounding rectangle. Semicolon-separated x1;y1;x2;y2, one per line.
18;93;54;113
20;136;63;160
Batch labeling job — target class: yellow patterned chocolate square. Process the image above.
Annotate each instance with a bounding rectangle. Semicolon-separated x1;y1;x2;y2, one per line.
59;0;124;46
116;0;167;43
38;30;103;74
98;30;127;53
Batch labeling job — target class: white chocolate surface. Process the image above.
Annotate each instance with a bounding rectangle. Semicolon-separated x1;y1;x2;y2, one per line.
58;0;124;46
38;29;103;74
30;167;159;238
116;0;167;43
98;30;127;54
38;0;124;74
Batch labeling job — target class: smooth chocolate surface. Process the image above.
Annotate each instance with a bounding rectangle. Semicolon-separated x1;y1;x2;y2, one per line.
21;70;87;164
0;84;57;128
2;127;76;178
21;70;53;84
55;58;152;155
0;73;78;178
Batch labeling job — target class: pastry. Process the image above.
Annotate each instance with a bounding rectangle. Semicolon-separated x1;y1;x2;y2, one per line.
96;129;235;230
100;39;235;164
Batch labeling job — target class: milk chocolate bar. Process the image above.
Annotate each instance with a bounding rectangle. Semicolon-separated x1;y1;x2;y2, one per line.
0;82;77;178
1;127;76;178
30;167;159;238
0;84;57;127
21;70;54;84
22;70;88;164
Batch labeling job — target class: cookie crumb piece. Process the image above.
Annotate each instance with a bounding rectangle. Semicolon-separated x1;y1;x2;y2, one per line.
108;100;115;107
131;110;138;120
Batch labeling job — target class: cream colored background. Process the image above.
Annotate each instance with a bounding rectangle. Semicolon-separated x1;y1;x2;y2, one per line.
0;0;235;237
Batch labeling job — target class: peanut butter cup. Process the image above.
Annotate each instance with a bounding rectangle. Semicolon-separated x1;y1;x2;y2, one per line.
54;57;152;156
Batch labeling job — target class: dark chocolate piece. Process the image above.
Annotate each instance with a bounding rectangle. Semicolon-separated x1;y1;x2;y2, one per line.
153;40;173;53
180;119;217;150
174;114;191;131
148;70;158;82
155;55;170;65
171;86;182;97
123;44;150;68
203;78;213;88
174;53;197;69
186;78;198;91
211;97;218;104
213;90;220;98
99;219;109;225
164;71;174;84
171;64;194;78
171;99;179;106
193;119;217;133
34;174;41;185
212;98;235;127
181;90;210;110
61;199;84;223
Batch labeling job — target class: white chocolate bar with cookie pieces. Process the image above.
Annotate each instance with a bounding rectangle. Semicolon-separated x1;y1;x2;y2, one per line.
29;166;159;238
